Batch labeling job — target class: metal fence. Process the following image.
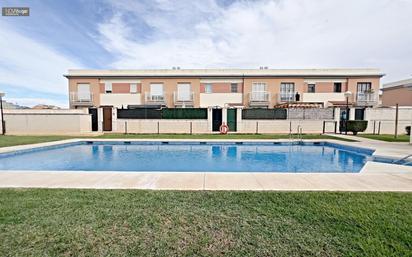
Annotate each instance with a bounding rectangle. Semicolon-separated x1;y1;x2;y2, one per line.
117;108;208;119
117;108;162;119
162;108;207;119
242;108;287;120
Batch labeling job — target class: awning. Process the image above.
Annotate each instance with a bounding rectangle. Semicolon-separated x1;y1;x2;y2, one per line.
274;103;323;108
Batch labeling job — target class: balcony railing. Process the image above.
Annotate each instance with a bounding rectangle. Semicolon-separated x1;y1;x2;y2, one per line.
356;92;377;106
70;92;93;106
174;91;194;104
145;93;166;104
279;92;296;102
249;92;271;106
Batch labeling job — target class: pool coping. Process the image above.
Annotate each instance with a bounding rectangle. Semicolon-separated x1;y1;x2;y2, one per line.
0;138;411;191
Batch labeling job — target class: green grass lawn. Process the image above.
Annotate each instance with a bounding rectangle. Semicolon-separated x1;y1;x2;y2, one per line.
0;135;74;148
0;189;411;256
358;134;410;142
0;134;355;148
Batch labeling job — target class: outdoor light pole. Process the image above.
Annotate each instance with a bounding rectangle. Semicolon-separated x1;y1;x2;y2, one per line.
344;91;352;135
0;92;5;135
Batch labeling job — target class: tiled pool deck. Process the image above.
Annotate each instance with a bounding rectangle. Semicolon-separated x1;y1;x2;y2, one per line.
0;136;411;191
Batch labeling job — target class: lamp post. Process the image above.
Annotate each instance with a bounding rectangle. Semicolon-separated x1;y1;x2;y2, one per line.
344;91;352;135
0;92;5;135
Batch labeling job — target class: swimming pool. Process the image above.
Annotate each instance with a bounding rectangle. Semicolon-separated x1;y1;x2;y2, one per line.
0;141;374;173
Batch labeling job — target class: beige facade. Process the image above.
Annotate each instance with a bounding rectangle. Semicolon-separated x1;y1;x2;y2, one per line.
382;78;412;107
66;68;383;109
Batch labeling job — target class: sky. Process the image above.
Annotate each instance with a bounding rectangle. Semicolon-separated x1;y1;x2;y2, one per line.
0;0;411;108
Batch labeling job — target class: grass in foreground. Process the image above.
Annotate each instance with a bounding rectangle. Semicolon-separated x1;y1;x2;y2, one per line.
358;134;410;142
0;135;74;148
0;134;355;148
0;189;411;256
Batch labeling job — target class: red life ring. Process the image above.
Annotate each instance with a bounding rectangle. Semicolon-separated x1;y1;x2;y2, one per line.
219;124;229;134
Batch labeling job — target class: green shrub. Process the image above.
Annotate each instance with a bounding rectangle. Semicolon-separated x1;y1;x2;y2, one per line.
345;120;368;135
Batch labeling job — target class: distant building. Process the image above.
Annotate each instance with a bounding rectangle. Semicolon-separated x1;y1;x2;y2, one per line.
32;104;61;110
1;100;29;109
382;78;412;106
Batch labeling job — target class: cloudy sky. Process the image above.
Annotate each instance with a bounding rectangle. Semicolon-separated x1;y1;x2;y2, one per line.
0;0;411;107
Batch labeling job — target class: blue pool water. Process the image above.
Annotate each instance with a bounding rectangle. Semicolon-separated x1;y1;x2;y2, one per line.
0;141;374;172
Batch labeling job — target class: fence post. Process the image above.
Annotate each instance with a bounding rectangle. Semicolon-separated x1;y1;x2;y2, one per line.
394;103;399;138
190;121;193;135
125;121;127;134
255;121;259;134
378;121;381;135
322;121;325;134
157;121;160;134
373;120;376;135
334;121;337;134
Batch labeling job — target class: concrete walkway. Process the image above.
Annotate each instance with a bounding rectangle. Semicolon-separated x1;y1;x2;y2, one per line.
0;137;411;191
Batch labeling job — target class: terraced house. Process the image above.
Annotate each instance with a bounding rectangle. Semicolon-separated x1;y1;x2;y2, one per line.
65;68;383;132
66;68;383;108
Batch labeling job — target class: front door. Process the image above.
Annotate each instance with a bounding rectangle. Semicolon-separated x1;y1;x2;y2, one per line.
103;107;112;131
212;109;222;132
88;108;98;131
227;109;237;132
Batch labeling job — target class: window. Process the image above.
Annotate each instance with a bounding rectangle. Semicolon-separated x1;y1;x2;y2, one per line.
280;83;295;101
105;82;112;93
334;82;342;93
150;83;163;96
205;83;213;93
130;83;137;93
230;83;238;93
251;82;268;101
308;84;316;93
77;83;91;101
177;83;191;101
357;82;372;93
149;83;164;101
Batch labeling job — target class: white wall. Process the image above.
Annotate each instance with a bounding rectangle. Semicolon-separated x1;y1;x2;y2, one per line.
237;120;325;134
302;93;346;106
199;93;242;107
3;109;92;135
116;119;209;134
100;94;141;108
363;108;412;134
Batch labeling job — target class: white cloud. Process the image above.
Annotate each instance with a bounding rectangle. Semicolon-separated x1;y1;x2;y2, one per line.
98;0;412;82
0;22;83;95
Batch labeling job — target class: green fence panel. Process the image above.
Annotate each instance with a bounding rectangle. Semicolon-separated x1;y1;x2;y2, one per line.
162;108;208;119
242;108;287;120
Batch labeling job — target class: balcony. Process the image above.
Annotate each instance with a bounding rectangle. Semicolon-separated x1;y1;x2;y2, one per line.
356;92;377;106
174;91;194;107
145;93;166;105
70;92;93;106
249;92;271;107
279;92;296;102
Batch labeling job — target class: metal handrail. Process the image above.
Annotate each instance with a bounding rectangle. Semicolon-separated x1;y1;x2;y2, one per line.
70;92;93;102
392;154;412;164
145;93;165;102
356;92;376;103
279;92;296;102
173;91;194;102
249;92;270;102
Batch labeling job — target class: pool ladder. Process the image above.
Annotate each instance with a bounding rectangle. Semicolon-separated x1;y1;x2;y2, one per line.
392;154;412;165
289;125;303;143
